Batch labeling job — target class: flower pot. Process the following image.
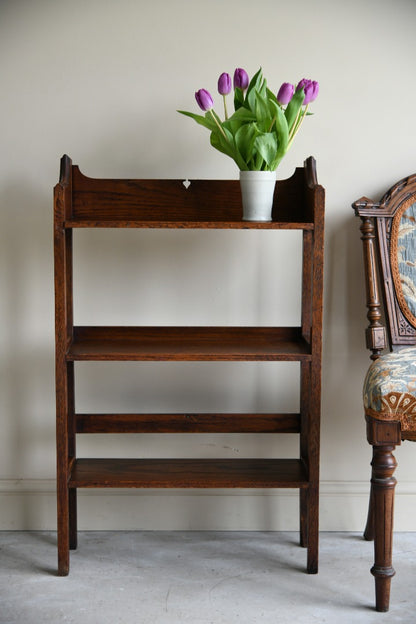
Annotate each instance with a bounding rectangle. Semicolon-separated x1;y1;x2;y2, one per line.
239;171;276;222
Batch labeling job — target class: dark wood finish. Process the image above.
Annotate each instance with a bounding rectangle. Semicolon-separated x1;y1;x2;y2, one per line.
353;174;416;347
67;219;314;230
54;166;73;576
75;412;301;434
303;169;324;574
359;217;387;359
69;326;311;361
69;458;308;489
369;443;398;613
353;174;416;611
54;155;324;576
68;164;312;228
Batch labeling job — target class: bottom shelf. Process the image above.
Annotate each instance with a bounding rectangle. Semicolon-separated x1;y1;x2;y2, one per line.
69;458;308;489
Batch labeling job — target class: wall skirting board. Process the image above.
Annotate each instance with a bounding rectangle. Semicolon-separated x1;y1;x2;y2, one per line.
1;480;416;531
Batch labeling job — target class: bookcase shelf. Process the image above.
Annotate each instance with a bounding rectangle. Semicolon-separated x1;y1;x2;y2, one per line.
65;218;314;229
54;155;324;576
69;458;308;489
68;326;311;361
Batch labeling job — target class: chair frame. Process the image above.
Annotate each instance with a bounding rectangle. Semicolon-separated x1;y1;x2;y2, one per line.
353;173;416;611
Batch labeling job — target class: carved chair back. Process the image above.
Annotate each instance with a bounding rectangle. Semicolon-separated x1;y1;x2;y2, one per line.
353;175;416;359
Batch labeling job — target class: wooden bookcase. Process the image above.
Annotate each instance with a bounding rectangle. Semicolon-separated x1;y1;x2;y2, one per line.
54;155;325;575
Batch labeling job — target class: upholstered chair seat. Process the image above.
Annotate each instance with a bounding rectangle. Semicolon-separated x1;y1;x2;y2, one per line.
364;347;416;438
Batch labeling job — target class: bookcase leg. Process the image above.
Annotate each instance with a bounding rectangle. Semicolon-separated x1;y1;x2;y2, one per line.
57;483;70;576
69;489;78;550
67;363;77;551
299;488;308;547
306;485;319;574
55;199;74;574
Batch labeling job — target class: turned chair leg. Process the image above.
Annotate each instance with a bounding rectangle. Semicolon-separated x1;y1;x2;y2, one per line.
369;444;397;612
364;484;375;541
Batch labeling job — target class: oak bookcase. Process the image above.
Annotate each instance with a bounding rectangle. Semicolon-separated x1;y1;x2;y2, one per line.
54;155;324;575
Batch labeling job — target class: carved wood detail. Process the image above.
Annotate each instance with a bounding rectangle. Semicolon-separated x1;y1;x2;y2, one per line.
359;217;387;359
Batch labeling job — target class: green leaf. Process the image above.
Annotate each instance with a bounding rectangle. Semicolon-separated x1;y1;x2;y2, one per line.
234;123;260;165
254;133;277;169
234;87;245;111
270;102;289;169
259;76;268;99
210;109;225;128
254;90;272;126
246;68;263;98
266;87;277;103
227;107;257;123
246;68;264;111
177;110;217;133
252;151;264;171
210;129;247;170
269;98;289;144
210;130;233;157
223;106;256;135
284;88;305;131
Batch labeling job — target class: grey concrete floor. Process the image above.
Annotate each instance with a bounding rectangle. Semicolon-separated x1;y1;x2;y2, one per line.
0;531;414;623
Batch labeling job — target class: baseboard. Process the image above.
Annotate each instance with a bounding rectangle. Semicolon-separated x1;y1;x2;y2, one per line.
1;479;415;531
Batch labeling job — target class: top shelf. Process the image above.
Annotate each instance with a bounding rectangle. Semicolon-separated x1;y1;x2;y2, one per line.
65;218;314;230
55;156;324;229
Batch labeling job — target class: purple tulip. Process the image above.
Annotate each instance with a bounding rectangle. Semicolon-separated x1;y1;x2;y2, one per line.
195;89;214;111
276;82;294;105
309;80;319;102
233;68;249;90
296;78;319;105
296;78;310;92
218;72;232;95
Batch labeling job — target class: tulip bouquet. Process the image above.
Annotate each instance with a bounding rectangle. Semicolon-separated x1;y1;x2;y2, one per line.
178;67;318;172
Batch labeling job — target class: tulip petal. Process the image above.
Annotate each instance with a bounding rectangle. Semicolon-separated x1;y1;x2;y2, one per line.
195;89;214;111
233;68;249;90
218;72;232;95
277;82;294;105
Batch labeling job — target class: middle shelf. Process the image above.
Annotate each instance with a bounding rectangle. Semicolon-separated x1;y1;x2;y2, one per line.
67;326;312;361
69;458;309;489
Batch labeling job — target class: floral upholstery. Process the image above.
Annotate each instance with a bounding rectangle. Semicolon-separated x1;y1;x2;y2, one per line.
364;347;416;432
396;200;416;320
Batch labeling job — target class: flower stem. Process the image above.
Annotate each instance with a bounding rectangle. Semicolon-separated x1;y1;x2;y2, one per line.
209;110;228;141
289;107;302;140
268;115;276;133
222;95;229;120
288;104;309;149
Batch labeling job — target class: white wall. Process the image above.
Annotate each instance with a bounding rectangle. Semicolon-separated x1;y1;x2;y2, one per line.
1;0;416;531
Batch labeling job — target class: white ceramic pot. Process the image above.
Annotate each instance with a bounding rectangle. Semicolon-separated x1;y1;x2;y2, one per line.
239;170;276;222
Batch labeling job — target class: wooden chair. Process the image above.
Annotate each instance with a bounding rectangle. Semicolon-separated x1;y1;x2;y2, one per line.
353;173;416;611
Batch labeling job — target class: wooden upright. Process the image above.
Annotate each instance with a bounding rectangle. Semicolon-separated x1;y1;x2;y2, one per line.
54;155;325;575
